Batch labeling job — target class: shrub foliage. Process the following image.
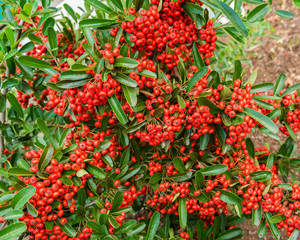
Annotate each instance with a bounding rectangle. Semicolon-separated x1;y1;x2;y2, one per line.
0;0;299;240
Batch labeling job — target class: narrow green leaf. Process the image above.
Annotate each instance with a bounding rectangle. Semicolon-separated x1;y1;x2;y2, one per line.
56;220;77;237
111;191;123;212
200;164;228;176
192;43;205;69
173;157;187;173
265;212;280;240
6;93;24;119
85;0;113;13
114;58;139;68
179;198;187;228
12;186;35;210
37;118;59;149
122;85;137;108
197;97;223;114
250;83;274;93
247;4;269;23
186;67;208;93
243;108;278;133
38;145;54;173
8;167;34;176
145;212;160;240
85;164;106;180
276;10;294;19
273;73;286;96
0;222;27;240
281;82;300;97
108;95;128;124
79;19;118;28
219;190;242;205
216;0;248;37
19;56;52;68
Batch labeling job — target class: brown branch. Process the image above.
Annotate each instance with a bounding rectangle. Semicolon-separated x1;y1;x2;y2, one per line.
0;220;7;230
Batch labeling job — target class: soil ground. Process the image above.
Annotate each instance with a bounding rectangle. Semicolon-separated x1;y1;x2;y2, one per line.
241;1;300;239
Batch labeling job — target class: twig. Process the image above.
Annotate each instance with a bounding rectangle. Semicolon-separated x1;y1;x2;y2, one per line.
0;220;7;230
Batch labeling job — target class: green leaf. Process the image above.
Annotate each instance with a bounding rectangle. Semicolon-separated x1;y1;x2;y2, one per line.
273;73;286;96
5;28;14;47
216;0;248;37
87;221;102;233
56;79;90;89
247;4;269;23
108;216;119;229
19;56;52;69
118;166;141;181
280;82;300;97
114;73;138;87
102;154;113;167
131;222;146;235
95;140;111;152
60;176;73;186
250;170;272;181
138;69;157;78
250;83;274;93
253;99;274;110
108;95;128;124
85;0;113;13
38;145;54;173
243;108;278;133
219;190;242;205
0;222;27;240
195;171;205;189
215;124;226;146
265;212;280;240
197;97;223;114
122;85;137;108
246;138;255;159
6;93;24;119
269;214;284;224
85;164;106;180
79;19;118;28
216;228;244;240
114;58;139;68
111;0;124;11
56;220;77;237
222;26;245;44
276;10;294;19
293;0;300;8
63;4;77;22
4;209;23;220
114;220;136;234
233;60;242;81
123;120;146;134
12;186;35;210
258;219;268;238
145;212;160;240
289;229;300;240
199;164;228;176
245;70;257;85
199;133;210;151
26;202;38;217
78;187;87;206
179;198;187;228
47;27;57;55
37;118;59;149
244;0;263;4
135;0;145;12
252;204;262;226
192;43;205;69
285;122;297;141
173;157;187;173
2;78;19;89
167;172;192;182
8;167;34;176
186;67;208;93
111;191;123;212
150;173;162;184
266;154;274;169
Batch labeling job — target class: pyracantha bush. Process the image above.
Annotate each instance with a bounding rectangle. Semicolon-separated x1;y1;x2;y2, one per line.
0;0;299;240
